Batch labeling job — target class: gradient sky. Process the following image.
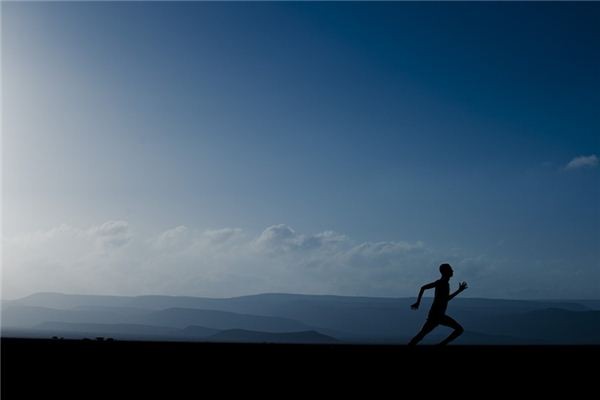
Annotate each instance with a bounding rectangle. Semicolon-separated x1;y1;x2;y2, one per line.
2;2;599;299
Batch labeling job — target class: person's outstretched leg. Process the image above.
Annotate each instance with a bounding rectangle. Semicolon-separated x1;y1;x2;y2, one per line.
438;315;464;345
408;319;437;346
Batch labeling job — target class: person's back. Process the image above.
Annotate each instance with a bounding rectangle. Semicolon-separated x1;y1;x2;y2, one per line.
429;279;450;317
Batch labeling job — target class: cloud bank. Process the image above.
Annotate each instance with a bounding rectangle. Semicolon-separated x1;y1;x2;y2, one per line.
2;221;477;299
4;220;587;299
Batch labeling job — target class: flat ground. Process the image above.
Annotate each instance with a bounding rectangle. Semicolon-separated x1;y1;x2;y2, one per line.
2;338;596;397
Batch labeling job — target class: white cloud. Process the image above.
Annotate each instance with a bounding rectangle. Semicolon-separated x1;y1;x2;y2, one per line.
153;225;192;251
254;224;298;251
347;241;424;258
254;224;346;253
204;228;244;245
88;220;132;250
2;221;498;299
89;220;130;237
564;154;598;170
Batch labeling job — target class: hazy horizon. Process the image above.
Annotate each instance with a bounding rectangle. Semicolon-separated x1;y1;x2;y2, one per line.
2;2;599;300
4;290;600;303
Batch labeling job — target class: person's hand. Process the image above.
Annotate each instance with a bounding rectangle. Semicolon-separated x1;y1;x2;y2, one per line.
459;281;468;291
411;302;420;310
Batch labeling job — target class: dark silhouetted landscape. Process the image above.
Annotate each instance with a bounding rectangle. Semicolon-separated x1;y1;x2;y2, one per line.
3;292;600;344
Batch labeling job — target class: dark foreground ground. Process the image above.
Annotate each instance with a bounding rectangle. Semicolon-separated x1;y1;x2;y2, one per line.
2;338;598;397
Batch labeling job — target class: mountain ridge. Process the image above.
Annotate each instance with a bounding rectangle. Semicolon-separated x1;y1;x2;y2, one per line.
3;292;600;344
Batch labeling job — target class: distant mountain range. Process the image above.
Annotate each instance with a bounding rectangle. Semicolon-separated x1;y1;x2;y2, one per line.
2;292;600;344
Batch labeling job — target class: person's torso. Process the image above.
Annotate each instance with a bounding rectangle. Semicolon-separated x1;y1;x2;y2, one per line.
429;280;450;316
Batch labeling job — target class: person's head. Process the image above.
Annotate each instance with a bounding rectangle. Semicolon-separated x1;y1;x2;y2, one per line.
439;263;453;278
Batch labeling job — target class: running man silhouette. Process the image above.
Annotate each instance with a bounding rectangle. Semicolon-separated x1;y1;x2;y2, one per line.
408;263;467;346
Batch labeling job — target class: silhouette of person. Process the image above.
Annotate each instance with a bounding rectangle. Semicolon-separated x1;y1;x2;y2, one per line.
408;263;467;346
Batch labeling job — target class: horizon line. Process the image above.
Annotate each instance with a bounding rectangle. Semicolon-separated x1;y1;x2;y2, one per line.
4;291;600;303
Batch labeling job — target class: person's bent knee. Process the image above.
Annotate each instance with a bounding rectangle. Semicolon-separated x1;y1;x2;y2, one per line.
456;325;464;334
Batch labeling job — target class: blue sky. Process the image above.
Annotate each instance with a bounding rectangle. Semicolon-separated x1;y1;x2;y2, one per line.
2;2;599;299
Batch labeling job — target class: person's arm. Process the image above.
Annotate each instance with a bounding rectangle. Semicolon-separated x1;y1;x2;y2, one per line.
410;281;437;310
448;281;468;301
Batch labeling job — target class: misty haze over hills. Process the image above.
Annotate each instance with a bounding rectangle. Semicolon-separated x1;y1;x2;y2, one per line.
2;292;600;344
